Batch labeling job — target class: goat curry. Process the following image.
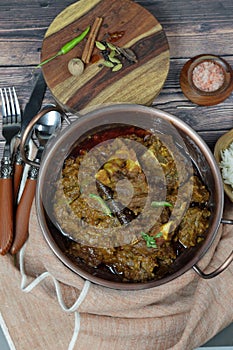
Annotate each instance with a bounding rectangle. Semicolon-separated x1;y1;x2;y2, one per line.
53;124;210;282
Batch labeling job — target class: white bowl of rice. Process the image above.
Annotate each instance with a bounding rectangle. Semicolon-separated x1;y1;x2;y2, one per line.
214;129;233;202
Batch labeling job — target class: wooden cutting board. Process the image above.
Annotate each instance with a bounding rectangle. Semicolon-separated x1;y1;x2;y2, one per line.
41;0;170;113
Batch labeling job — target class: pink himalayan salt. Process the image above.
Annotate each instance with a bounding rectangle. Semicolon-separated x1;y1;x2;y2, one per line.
192;60;225;92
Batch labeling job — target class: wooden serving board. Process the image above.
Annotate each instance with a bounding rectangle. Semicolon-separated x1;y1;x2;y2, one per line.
41;0;170;113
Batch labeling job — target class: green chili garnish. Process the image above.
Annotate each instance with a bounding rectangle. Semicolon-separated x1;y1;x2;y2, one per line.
89;193;112;217
141;232;157;248
36;26;90;68
141;231;163;248
151;201;173;208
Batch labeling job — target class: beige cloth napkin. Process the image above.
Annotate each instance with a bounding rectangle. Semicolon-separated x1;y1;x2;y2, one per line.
0;199;232;350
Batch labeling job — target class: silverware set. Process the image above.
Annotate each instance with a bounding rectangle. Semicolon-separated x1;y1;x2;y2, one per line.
12;106;62;254
0;74;50;255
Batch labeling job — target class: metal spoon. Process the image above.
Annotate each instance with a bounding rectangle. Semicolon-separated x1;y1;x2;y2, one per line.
11;107;62;254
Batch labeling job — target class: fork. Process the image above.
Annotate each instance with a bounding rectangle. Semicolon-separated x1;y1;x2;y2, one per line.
0;87;21;255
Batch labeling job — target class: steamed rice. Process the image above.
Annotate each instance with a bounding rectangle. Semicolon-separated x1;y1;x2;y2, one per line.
219;142;233;192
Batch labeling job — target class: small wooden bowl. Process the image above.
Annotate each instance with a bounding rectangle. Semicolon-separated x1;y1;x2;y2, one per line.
214;129;233;202
180;54;233;106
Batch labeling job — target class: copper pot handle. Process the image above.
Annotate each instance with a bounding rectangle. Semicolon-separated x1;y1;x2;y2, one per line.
193;219;233;279
20;105;62;168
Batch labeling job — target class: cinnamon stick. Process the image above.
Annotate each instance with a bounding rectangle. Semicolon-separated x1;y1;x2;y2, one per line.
82;17;103;64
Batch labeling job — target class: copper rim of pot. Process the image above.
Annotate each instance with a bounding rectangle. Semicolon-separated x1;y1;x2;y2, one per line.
20;104;233;290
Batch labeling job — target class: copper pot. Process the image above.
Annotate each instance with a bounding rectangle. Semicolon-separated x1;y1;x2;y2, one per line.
20;104;233;290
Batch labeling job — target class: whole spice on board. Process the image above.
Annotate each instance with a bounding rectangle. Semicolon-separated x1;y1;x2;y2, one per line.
95;40;137;72
68;58;84;76
36;26;90;68
192;60;225;92
82;17;103;64
108;31;125;42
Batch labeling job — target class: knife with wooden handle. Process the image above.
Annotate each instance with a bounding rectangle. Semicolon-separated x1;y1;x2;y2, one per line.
13;72;46;203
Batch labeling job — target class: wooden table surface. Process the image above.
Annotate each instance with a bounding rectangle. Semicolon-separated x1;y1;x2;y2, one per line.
0;0;233;152
0;1;233;347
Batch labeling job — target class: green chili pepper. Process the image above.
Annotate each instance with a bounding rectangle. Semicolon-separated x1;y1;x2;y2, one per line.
151;201;173;208
89;193;112;217
36;26;90;68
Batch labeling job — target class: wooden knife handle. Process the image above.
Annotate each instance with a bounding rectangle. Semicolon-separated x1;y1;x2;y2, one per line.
13;163;24;201
0;178;14;255
11;178;37;254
